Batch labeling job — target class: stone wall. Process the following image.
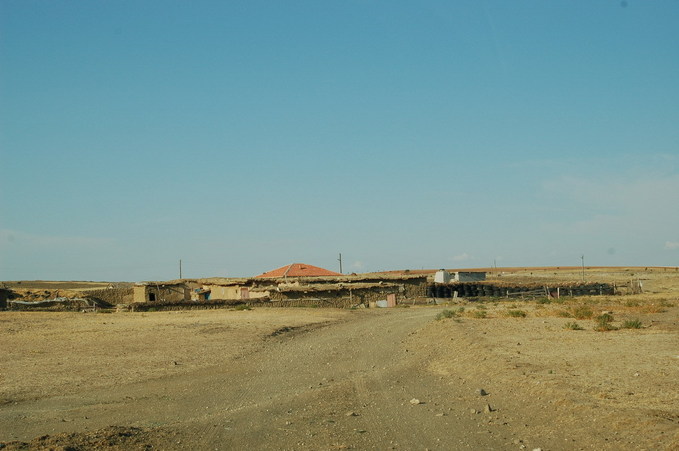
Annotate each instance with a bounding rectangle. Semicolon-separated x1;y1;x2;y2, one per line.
86;287;133;306
133;285;189;303
270;286;404;306
402;279;428;298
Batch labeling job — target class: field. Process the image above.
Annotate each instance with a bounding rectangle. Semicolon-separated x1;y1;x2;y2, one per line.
1;267;678;450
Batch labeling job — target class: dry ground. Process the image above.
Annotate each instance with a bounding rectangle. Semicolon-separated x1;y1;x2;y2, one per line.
1;268;678;450
1;281;127;291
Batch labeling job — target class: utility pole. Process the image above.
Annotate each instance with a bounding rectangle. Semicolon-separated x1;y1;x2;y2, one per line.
581;255;585;282
179;259;183;279
338;253;343;274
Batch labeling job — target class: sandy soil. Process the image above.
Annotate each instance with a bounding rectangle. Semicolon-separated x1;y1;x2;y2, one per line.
1;268;678;450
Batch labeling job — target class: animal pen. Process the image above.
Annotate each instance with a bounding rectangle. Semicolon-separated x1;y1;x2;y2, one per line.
427;282;616;299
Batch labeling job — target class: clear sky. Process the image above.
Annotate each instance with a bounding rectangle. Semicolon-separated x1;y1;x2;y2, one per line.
1;1;678;281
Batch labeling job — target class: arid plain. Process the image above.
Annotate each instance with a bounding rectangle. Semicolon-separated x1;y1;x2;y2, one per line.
1;267;677;450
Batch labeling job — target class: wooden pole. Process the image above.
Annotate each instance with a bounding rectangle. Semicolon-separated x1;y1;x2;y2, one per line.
581;255;585;282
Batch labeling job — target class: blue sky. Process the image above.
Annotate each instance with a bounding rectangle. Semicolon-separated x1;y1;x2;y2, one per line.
1;1;678;281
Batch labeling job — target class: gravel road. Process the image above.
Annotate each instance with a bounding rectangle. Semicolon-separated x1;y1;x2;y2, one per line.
2;308;504;449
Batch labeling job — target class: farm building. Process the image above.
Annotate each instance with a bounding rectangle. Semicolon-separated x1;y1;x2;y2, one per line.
260;282;403;308
434;270;487;283
251;273;429;307
255;263;342;278
128;269;430;308
198;278;270;301
133;280;194;303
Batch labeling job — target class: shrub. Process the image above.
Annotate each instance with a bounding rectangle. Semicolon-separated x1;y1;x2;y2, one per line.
597;313;614;323
555;310;573;318
507;310;527;318
572;306;594;320
473;310;487;319
564;321;583;330
595;313;617;331
435;309;456;320
621;319;643;329
536;297;551;305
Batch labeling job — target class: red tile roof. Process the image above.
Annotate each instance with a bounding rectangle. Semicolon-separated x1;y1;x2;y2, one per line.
255;263;342;278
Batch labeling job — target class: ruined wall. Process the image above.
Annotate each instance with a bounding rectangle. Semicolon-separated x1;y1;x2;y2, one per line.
270;287;403;306
126;299;252;312
133;285;189;303
86;287;133;306
264;298;355;308
201;285;270;300
402;279;428;298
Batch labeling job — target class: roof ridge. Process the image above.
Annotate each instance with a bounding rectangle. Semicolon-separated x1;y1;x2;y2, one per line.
255;262;341;278
282;263;294;278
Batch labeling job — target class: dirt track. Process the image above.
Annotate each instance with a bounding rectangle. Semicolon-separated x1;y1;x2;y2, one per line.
5;308;491;450
2;300;678;450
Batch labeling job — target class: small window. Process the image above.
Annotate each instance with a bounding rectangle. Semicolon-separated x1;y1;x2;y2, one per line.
149;292;156;301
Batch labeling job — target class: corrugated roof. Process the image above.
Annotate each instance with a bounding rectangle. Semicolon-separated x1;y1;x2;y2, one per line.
255;263;342;278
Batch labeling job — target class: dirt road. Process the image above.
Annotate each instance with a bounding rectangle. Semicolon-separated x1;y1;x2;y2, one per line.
2;308;499;449
2;303;678;450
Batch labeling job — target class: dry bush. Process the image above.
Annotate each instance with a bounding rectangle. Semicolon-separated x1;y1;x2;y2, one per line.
621;318;643;329
464;309;488;319
554;309;573;318
564;321;584;330
435;309;456;320
594;313;617;332
572;305;594;320
506;309;527;318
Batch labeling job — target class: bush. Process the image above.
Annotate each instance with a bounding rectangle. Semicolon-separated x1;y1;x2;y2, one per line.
506;310;527;318
621;319;643;329
572;306;594;320
595;313;617;331
555;310;573;318
564;321;584;330
536;297;551;305
596;313;614;323
473;310;487;319
435;309;456;320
